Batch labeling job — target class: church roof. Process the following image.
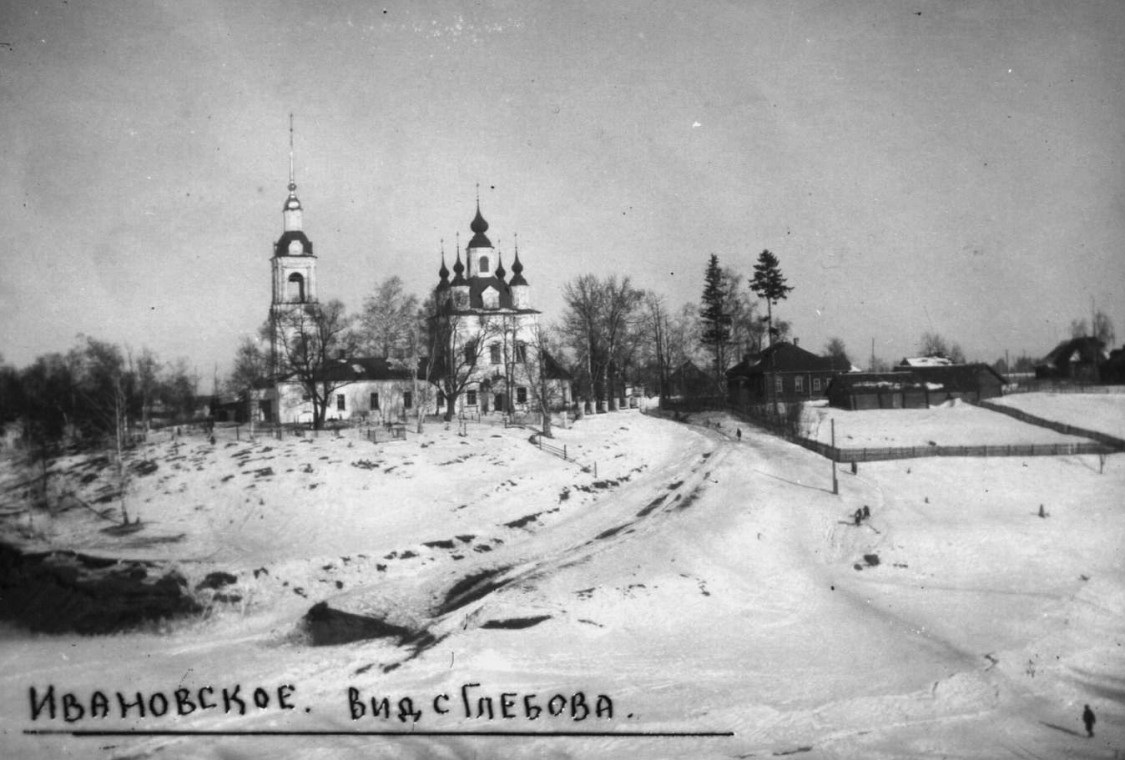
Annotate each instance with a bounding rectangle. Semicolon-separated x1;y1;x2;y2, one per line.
274;230;313;257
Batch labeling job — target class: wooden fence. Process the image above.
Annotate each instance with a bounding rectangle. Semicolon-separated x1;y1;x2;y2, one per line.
795;438;1116;463
977;401;1125;450
664;398;1122;463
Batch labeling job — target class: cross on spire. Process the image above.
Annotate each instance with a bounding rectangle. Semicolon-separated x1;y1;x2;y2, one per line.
288;113;296;193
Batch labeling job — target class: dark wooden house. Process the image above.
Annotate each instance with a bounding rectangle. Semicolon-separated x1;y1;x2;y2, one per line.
667;359;715;399
726;341;849;406
1035;337;1108;382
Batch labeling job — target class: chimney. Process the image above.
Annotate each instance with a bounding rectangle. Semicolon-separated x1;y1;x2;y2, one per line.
793;337;799;347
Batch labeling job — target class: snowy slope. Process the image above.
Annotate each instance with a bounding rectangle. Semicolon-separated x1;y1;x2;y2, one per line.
1;405;1123;759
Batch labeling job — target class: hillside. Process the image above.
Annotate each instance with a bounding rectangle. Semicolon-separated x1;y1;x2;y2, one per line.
1;397;1123;759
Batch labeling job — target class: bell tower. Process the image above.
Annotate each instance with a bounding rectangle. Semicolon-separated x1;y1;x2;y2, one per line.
269;114;317;376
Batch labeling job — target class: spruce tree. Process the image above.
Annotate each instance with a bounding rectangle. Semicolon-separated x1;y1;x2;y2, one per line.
699;254;732;392
749;249;794;348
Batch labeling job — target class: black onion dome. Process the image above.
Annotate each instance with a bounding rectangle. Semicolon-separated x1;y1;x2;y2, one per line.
451;251;467;285
495;251;506;281
470;206;489;234
509;249;528;286
437;252;450;289
468;204;492;248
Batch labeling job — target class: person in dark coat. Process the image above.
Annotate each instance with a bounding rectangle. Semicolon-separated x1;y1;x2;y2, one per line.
853;509;862;526
736;428;742;441
862;505;870;519
1083;704;1095;737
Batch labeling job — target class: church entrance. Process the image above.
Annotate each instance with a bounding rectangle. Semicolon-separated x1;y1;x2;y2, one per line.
481;394;489;413
494;393;506;414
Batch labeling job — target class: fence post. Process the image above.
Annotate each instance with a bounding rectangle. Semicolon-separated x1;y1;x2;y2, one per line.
594;461;598;478
563;444;567;461
831;419;838;495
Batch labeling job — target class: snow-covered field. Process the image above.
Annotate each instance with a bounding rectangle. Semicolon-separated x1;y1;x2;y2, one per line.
798;399;1096;448
993;391;1125;440
1;398;1123;759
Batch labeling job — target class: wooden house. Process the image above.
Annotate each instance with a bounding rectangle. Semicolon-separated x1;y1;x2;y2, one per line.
726;341;849;407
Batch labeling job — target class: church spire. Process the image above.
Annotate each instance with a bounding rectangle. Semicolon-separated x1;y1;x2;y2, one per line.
283;113;303;231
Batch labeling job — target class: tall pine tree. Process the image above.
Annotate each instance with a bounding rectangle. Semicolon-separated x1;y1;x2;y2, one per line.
699;254;733;392
749;249;794;348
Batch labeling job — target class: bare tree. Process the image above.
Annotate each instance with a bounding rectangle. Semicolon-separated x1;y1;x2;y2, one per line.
523;325;568;438
824;337;850;365
359;276;420;360
427;302;505;421
275;300;358;430
918;332;965;363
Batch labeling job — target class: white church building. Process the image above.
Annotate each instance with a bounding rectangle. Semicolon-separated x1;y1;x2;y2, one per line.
258;130;569;426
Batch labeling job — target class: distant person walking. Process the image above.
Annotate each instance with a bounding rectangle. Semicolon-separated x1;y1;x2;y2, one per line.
862;505;870;520
736;428;742;441
1083;704;1095;737
853;509;862;527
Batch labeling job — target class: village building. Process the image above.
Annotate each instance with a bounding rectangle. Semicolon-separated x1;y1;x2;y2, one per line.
1034;337;1108;383
827;362;1008;410
825;373;932;410
726;340;849;407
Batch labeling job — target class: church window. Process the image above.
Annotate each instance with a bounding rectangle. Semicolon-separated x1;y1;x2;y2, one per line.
464;340;478;363
515;342;528;363
517;386;528;404
466;390;478;406
370;392;380;410
403;391;413;410
287;272;306;302
479;255;489;273
490;344;502;365
337;394;346;411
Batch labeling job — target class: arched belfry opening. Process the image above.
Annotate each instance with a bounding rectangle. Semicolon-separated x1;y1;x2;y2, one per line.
287;272;306;302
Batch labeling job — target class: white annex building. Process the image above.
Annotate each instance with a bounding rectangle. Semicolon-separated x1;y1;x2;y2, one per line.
259;129;569;426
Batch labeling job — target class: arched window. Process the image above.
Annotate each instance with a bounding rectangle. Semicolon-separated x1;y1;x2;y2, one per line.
478;255;489;274
287;272;305;302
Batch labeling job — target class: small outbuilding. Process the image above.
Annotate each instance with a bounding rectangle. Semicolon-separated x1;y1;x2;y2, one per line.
892;363;1008;403
826;373;932;410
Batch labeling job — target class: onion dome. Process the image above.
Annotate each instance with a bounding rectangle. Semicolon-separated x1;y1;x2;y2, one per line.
468;203;493;248
509;247;528;286
495;251;506;282
437;246;450;289
451;251;467;286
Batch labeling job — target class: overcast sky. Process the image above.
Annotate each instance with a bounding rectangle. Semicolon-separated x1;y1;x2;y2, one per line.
2;0;1123;378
